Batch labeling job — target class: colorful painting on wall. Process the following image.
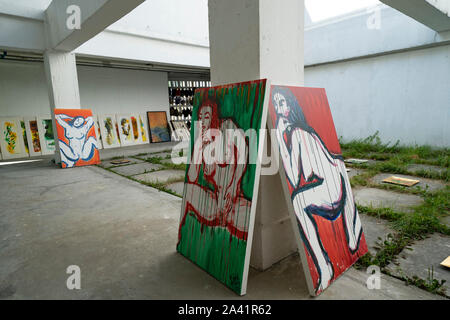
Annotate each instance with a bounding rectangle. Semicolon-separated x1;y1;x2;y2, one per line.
268;85;368;296
99;114;121;149
20;119;29;155
147;111;171;143
116;114;134;146
139;114;148;143
37;116;56;155
130;114;143;144
177;79;269;295
0;118;27;159
93;115;103;150
54;109;100;168
24;117;42;156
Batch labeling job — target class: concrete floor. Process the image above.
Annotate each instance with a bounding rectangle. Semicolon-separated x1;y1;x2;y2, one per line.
0;154;445;300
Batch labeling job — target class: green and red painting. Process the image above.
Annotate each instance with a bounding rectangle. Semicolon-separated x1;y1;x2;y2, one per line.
177;79;268;295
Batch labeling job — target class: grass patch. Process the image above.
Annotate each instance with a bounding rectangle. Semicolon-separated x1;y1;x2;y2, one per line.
402;269;447;296
341;131;449;169
141;155;187;171
97;164;182;198
355;187;449;296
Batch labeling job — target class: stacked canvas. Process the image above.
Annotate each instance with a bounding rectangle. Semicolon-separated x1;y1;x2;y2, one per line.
0;111;174;161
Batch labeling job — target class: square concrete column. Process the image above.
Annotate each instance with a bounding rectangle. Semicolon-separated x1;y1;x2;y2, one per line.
208;0;305;270
44;50;81;163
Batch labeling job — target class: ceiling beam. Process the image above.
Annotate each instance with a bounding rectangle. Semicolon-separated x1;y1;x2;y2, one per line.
380;0;450;32
45;0;145;51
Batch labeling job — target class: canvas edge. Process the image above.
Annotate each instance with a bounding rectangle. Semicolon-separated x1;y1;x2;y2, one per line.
239;78;271;296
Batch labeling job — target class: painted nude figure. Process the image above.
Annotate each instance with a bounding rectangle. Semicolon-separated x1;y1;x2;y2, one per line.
55;114;98;168
272;87;363;292
180;98;251;240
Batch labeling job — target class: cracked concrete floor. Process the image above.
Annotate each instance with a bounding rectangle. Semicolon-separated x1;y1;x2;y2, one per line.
0;158;445;300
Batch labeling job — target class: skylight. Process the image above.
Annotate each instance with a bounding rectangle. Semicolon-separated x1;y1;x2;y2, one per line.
305;0;381;23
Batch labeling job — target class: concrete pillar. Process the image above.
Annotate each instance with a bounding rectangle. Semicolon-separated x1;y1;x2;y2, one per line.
208;0;305;270
43;50;81;162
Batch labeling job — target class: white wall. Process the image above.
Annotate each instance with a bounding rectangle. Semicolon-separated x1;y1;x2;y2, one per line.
77;65;169;115
0;60;169;117
305;44;450;148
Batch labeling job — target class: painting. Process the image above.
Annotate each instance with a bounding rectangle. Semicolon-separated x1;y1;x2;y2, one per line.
177;79;269;295
130;114;143;144
147;111;171;143
171;121;191;142
24;117;42;156
54;109;100;168
268;85;368;296
93;115;103;150
138;113;149;144
99;114;121;149
0;118;27;159
116;114;134;146
20;119;29;155
37;116;56;155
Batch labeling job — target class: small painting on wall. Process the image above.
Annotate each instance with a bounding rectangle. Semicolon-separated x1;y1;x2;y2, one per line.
116;114;135;146
0;118;28;159
139;114;148;143
37;116;56;155
99;114;121;149
147;111;171;143
24;117;42;156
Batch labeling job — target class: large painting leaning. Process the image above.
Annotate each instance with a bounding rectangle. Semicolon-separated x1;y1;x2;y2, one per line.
54;109;101;168
268;86;368;296
177;79;269;295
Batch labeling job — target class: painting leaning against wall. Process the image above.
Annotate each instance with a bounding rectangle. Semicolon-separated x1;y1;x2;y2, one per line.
268;85;368;296
37;117;56;155
24;117;42;156
0;118;28;159
54;109;100;168
116;115;134;146
139;114;148;143
99;114;121;149
177;79;269;295
147;111;171;143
